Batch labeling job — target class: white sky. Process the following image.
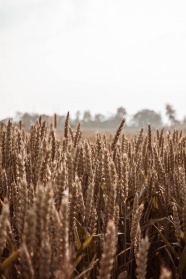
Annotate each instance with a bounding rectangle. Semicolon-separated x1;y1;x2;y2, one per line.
0;0;186;122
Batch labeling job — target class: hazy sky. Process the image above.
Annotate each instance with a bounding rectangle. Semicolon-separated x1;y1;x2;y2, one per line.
1;0;186;122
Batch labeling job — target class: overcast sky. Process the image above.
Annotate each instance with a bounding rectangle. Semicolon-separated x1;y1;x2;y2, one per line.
1;0;186;122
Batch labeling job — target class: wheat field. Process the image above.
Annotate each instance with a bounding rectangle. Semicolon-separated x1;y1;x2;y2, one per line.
0;113;186;279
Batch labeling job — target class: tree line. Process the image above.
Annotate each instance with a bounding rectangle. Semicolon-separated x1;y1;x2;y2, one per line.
1;104;186;130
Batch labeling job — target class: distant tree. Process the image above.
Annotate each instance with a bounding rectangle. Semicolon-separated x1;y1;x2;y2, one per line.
131;109;162;127
75;111;81;122
57;115;65;129
22;113;32;128
115;107;127;119
94;113;105;122
182;116;186;125
83;110;92;122
165;104;177;126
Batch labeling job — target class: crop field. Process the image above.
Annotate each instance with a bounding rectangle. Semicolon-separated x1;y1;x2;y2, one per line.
0;113;186;278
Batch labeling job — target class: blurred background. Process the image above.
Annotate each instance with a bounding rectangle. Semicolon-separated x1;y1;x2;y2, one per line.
1;0;186;128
